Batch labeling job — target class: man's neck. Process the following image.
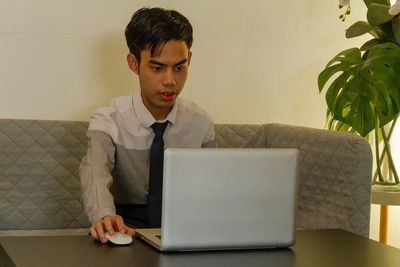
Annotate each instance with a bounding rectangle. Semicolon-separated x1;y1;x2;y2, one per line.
139;92;175;121
142;101;172;121
150;109;170;121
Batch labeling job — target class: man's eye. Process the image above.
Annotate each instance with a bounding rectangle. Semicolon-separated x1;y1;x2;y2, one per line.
151;66;163;72
175;65;186;72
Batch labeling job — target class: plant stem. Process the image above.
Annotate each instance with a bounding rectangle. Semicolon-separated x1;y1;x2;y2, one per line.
380;123;399;184
372;118;397;182
373;116;384;184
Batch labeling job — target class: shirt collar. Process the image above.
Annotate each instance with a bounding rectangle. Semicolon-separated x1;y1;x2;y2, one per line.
133;90;178;128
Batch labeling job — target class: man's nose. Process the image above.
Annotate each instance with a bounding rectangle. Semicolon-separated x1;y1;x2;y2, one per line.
162;69;176;87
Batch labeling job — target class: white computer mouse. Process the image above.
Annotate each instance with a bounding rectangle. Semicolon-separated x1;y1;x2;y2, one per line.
105;232;133;245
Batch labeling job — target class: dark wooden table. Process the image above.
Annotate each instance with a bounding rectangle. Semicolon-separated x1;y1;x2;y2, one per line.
0;229;399;267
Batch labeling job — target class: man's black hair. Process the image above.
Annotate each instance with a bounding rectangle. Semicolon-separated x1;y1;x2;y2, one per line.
125;7;193;63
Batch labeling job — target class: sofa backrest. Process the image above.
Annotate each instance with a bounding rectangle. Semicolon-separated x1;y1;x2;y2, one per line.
0;120;267;230
0;120;90;230
0;119;372;237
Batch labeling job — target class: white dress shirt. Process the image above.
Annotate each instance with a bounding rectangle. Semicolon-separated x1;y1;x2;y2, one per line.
79;91;215;224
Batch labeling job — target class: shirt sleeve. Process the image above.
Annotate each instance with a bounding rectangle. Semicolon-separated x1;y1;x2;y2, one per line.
79;130;117;224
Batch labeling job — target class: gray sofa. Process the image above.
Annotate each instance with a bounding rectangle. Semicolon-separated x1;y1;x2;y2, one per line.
0;119;372;237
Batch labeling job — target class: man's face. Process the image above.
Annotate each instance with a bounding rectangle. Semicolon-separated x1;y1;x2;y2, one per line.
128;40;192;120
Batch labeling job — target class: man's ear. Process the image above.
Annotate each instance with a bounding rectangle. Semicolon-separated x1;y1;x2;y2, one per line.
127;53;139;74
188;51;192;66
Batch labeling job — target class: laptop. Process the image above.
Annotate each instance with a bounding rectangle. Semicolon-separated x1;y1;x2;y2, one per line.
135;148;299;251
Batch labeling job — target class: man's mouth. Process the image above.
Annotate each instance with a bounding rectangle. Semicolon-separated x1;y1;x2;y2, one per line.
160;91;176;102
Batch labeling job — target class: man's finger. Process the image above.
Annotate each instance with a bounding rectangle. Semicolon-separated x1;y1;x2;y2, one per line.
102;216;114;235
114;216;128;233
89;226;99;241
126;227;136;237
95;221;108;243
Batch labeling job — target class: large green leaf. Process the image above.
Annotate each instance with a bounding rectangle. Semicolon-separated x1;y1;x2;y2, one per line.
392;19;400;44
326;48;362;67
360;38;383;50
331;74;376;136
363;0;390;7
346;21;374;38
318;63;352;92
380;21;396;41
318;48;361;91
318;43;400;136
367;4;394;26
325;68;357;111
326;112;357;134
345;21;385;40
367;27;385;39
360;43;400;125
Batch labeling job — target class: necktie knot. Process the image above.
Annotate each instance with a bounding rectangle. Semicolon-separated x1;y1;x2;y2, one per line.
151;122;168;138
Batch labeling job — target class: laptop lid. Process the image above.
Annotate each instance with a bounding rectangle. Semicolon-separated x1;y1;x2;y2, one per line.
156;148;299;251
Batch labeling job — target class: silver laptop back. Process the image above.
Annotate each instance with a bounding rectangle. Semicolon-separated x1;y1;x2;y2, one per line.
160;148;299;251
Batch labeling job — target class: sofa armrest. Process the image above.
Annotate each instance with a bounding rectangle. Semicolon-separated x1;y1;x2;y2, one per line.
263;123;372;237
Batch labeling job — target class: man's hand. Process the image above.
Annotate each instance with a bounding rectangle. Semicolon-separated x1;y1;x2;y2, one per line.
89;215;135;243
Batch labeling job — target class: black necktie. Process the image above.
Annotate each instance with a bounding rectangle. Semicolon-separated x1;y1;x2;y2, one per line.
148;122;168;227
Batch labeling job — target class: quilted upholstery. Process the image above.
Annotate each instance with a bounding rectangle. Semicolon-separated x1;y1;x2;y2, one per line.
263;124;372;237
215;124;266;148
0;120;372;237
0;120;91;230
215;124;372;237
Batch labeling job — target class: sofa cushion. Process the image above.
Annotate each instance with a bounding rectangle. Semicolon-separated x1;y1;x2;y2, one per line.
0;120;91;230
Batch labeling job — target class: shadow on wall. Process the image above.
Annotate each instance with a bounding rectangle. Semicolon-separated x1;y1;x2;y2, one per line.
92;33;138;101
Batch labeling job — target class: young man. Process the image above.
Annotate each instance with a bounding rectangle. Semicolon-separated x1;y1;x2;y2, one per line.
79;7;215;243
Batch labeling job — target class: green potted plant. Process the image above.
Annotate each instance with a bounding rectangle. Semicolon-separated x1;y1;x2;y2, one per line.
318;0;400;185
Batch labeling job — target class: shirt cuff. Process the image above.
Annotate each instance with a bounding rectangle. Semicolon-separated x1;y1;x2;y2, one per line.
91;208;117;225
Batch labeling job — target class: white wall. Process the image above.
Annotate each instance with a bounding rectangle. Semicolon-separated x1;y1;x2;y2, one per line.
0;0;365;126
0;0;399;247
